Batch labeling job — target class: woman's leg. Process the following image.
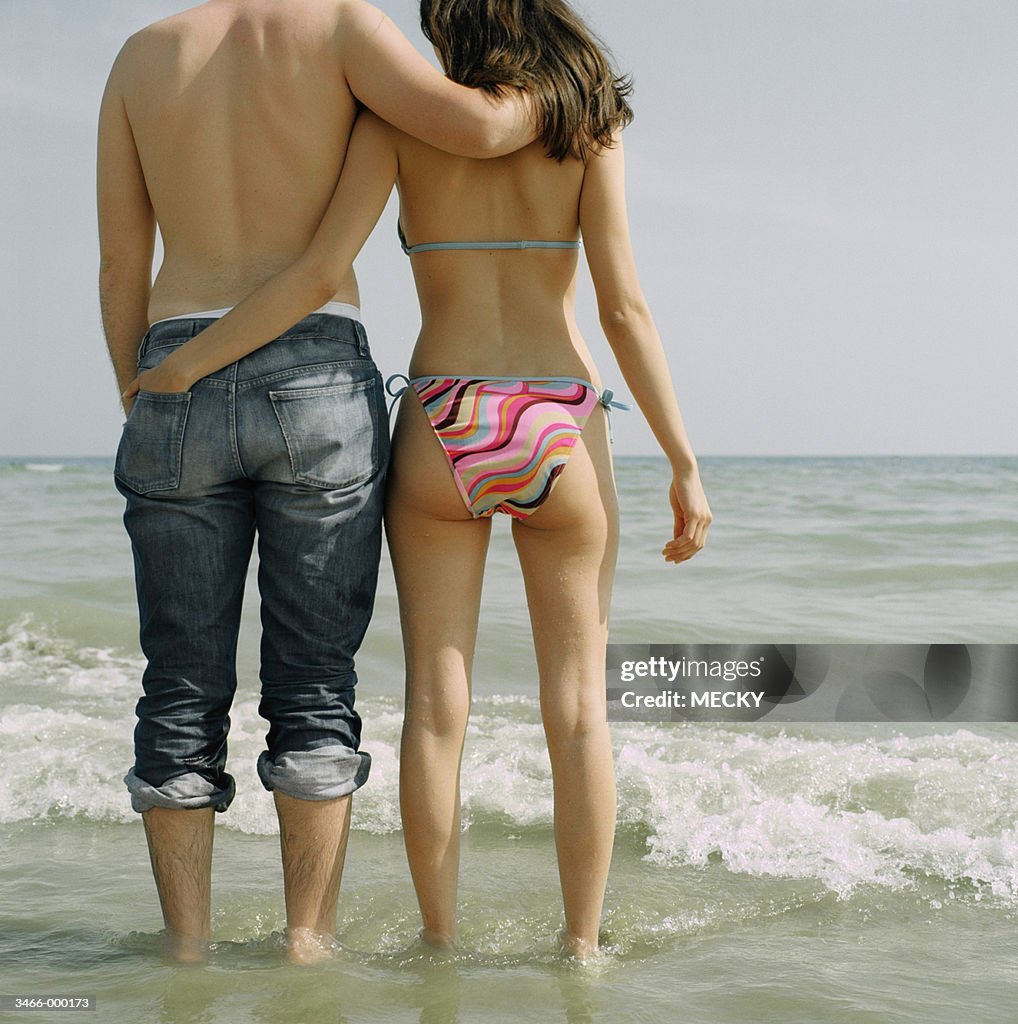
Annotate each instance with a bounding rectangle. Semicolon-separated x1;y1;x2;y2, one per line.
511;408;619;956
386;392;491;946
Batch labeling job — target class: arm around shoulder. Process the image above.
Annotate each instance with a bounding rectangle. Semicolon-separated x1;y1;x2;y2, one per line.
339;0;533;158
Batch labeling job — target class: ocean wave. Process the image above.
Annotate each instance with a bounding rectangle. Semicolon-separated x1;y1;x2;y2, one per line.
613;724;1018;902
0;617;140;699
3;617;1017;905
1;459;107;476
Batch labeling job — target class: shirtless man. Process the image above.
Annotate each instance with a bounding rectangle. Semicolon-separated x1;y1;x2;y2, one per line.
97;0;531;963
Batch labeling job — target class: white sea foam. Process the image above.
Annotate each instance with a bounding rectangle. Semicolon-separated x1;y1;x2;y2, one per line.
613;724;1018;901
3;617;1017;904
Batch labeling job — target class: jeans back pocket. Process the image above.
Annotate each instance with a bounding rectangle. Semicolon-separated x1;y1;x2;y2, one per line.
114;391;192;494
269;377;382;489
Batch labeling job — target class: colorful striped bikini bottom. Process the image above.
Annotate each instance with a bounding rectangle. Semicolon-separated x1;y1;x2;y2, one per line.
387;375;628;520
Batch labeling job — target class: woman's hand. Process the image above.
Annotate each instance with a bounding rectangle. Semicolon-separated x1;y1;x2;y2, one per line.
662;468;712;564
121;354;195;407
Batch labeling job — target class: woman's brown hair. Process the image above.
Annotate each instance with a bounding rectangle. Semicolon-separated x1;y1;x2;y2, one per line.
419;0;634;161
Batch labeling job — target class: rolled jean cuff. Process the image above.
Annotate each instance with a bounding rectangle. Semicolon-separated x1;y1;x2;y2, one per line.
125;768;236;814
257;745;371;800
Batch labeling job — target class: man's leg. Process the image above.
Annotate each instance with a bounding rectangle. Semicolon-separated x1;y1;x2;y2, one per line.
273;791;352;961
249;355;388;961
121;479;254;961
253;465;383;960
142;807;215;963
117;371;255;961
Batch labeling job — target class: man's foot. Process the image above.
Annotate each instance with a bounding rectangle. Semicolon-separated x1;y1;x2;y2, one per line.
391;930;458;963
286;926;336;966
164;932;210;965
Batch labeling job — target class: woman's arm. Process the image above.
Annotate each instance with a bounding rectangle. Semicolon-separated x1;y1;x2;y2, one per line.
579;136;712;563
341;0;533;158
124;114;399;397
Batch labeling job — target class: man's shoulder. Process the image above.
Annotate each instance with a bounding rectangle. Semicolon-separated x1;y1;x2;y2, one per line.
125;5;199;47
335;0;387;40
111;0;380;60
109;10;190;79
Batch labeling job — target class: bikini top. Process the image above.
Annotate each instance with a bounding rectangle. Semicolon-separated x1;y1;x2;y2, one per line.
398;222;580;256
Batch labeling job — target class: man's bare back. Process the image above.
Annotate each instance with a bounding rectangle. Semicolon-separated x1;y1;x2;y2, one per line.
98;0;531;398
112;0;362;321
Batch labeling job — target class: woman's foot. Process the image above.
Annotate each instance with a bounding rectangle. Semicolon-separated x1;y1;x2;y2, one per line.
556;929;601;961
419;927;457;952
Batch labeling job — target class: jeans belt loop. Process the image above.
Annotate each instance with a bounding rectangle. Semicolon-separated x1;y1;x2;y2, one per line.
354;321;369;358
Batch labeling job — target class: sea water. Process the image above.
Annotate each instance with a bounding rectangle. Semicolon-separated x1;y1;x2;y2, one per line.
2;456;1017;1023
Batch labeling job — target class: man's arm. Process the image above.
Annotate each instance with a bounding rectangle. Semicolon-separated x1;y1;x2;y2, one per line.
97;45;155;414
341;0;534;158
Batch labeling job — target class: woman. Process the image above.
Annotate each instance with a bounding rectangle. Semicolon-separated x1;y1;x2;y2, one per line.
127;0;711;956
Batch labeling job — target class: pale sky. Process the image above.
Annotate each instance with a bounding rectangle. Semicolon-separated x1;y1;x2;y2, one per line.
2;1;1016;457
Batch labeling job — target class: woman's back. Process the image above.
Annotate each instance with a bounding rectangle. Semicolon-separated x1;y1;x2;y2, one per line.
392;129;597;380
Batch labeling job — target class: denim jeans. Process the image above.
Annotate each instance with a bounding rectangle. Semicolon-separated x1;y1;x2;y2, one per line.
115;313;388;813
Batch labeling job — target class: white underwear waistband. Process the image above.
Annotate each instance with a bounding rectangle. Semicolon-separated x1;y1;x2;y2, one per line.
150;300;362;328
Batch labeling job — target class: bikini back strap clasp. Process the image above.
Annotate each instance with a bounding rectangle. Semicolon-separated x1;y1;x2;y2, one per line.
405;239;581;254
398;221;580;256
597;388;631;444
